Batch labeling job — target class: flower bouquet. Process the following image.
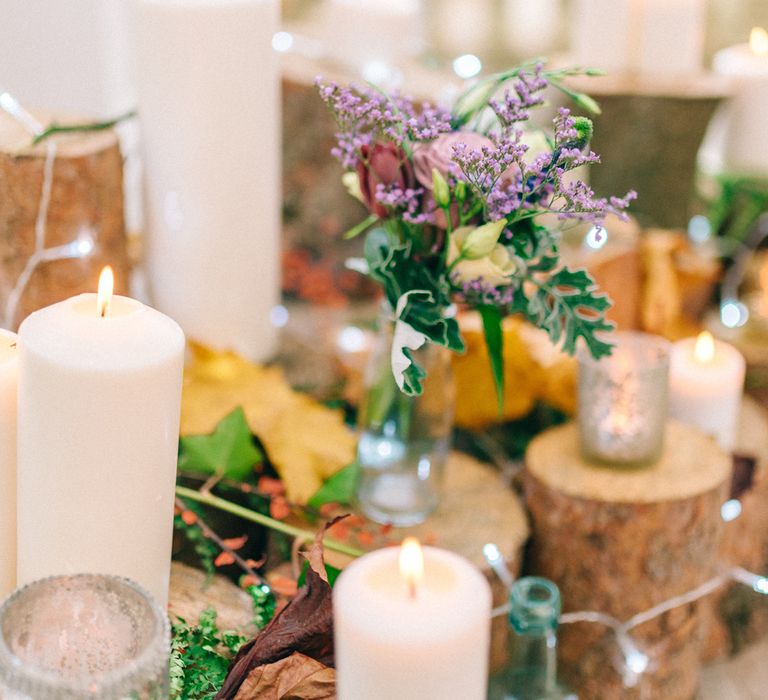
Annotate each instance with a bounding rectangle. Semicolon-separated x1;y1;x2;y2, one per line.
318;62;635;406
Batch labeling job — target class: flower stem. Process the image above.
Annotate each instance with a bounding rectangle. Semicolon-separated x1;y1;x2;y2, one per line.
175;485;364;559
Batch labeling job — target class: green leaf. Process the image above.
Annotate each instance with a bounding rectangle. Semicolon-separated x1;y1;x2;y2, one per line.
343;213;378;240
308;461;360;509
297;560;342;588
479;305;505;415
527;267;614;358
179;407;261;481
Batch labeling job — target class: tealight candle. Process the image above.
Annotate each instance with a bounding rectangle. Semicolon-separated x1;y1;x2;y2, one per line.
669;331;746;451
0;574;170;698
334;538;491;700
0;329;18;599
578;332;671;466
17;268;184;607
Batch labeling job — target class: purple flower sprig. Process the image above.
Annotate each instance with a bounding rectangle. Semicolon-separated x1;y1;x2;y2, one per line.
316;79;452;169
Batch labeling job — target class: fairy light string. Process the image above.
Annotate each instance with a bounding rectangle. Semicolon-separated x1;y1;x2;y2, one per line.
487;550;768;689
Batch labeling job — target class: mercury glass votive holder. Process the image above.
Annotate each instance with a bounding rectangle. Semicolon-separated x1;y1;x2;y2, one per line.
578;332;671;467
0;574;170;699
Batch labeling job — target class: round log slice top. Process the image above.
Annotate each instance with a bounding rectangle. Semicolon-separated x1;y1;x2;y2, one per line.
0;110;118;157
392;451;529;569
526;420;731;504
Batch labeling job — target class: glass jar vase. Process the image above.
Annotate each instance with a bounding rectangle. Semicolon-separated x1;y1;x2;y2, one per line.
578;332;671;467
355;310;455;526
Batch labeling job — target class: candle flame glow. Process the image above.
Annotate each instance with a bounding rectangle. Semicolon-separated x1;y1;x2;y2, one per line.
97;266;114;318
694;331;715;364
750;27;768;57
399;537;424;598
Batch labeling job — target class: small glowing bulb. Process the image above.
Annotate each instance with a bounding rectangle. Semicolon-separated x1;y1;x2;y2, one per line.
750;27;768;56
399;537;424;598
721;300;749;329
272;31;294;53
694;331;715;365
721;499;743;522
453;54;482;79
97;266;114;318
584;225;608;250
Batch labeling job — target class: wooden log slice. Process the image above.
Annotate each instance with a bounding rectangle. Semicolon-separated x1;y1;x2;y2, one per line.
0;111;129;329
525;421;730;700
702;396;768;661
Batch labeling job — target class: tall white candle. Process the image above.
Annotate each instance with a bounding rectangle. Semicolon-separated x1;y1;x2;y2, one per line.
669;332;745;452
334;539;491;700
0;330;18;599
136;0;280;361
712;28;768;177
570;0;705;76
17;270;184;606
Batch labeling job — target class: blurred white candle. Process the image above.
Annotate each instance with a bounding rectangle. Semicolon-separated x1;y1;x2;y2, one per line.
334;538;491;700
136;0;280;361
0;330;18;599
570;0;704;76
669;331;745;451
17;268;184;606
712;28;768;177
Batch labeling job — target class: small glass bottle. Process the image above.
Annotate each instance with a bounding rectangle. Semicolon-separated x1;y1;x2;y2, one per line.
488;577;576;700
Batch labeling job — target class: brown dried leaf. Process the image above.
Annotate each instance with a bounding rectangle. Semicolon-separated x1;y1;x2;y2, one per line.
232;653;336;700
215;518;346;700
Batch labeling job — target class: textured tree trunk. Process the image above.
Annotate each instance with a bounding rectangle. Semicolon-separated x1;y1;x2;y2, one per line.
525;421;730;699
0;112;129;329
702;397;768;661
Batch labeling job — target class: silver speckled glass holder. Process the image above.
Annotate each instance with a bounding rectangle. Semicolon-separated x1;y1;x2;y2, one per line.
0;574;169;699
578;332;671;467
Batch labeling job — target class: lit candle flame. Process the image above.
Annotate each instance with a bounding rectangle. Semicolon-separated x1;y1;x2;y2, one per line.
97;266;114;318
399;537;424;599
694;331;715;365
750;27;768;57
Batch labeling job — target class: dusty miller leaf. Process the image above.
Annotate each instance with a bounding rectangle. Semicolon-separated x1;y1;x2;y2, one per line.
526;266;614;358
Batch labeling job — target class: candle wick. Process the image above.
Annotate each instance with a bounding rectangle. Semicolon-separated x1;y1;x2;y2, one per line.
408;579;417;600
100;306;107;318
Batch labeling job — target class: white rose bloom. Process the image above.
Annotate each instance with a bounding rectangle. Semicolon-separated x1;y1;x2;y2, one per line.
448;227;517;287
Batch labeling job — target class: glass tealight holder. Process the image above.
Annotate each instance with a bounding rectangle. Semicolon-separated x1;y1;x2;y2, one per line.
578;332;670;467
0;574;170;699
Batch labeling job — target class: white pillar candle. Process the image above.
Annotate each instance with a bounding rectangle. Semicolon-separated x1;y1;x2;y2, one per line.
669;331;746;452
570;0;705;76
0;330;18;599
334;538;491;700
712;28;768;177
136;0;280;361
17;269;184;607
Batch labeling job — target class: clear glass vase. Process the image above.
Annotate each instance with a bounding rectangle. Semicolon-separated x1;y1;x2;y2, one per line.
355;309;455;526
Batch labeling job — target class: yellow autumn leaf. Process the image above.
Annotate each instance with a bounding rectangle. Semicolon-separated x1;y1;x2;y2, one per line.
181;343;356;503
